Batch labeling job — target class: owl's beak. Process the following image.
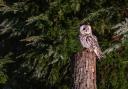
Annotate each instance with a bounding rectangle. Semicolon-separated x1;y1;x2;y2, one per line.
84;32;90;34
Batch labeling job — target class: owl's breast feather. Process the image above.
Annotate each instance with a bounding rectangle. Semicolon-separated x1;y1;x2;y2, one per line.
79;35;90;48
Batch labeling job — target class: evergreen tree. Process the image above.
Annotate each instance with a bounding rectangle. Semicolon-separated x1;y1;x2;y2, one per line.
0;0;128;89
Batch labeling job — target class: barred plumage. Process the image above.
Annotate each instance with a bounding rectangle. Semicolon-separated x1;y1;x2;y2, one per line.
79;25;103;59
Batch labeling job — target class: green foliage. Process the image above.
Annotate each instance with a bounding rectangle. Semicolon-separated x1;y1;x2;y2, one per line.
97;47;128;89
0;0;128;89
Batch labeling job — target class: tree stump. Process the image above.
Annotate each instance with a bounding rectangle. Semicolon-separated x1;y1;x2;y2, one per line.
73;49;97;89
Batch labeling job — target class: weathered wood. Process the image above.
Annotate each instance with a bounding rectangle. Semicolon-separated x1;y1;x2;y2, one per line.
73;49;97;89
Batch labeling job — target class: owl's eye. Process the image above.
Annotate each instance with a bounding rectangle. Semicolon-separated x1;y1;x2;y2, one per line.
83;28;86;30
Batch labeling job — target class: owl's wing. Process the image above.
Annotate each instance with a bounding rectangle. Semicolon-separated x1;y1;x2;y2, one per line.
92;35;103;59
84;35;103;59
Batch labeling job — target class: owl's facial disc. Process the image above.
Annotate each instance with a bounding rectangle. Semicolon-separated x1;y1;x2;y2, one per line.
80;25;91;35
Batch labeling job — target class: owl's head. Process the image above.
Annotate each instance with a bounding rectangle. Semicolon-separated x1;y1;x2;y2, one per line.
80;25;92;35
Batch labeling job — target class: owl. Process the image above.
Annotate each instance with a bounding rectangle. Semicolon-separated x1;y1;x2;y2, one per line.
79;24;103;59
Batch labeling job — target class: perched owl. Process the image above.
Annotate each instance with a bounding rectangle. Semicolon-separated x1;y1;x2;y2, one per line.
79;24;103;59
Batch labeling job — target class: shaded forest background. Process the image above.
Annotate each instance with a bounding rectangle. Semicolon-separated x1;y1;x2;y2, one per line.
0;0;128;89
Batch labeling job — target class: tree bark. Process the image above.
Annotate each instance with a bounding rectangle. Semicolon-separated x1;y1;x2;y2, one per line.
72;49;97;89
